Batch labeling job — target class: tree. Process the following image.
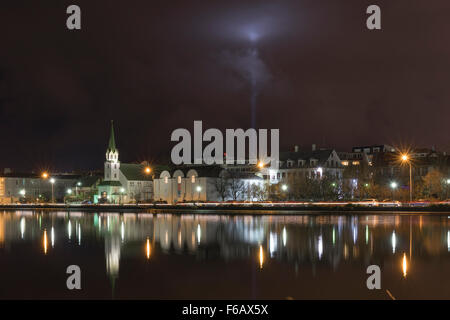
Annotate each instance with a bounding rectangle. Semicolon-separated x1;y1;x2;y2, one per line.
420;169;444;200
213;176;230;201
227;171;246;201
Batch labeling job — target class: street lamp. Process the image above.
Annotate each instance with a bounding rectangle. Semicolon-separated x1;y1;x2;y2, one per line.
50;178;55;203
196;185;202;201
145;167;151;175
67;189;72;195
401;154;413;203
41;172;49;179
120;187;125;204
390;182;398;201
281;184;288;191
76;182;82;196
19;189;26;196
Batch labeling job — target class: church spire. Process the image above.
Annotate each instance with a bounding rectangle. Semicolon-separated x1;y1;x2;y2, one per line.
106;120;119;162
108;120;117;152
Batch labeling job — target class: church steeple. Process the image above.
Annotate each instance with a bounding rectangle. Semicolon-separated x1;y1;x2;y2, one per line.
108;120;116;152
106;120;119;162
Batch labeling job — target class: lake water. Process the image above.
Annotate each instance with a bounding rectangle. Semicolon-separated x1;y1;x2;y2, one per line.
1;210;450;299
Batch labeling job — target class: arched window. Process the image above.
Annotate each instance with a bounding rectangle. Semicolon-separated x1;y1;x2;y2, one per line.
191;175;196;183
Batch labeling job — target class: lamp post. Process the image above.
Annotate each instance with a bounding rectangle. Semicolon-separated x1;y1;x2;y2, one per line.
401;154;413;203
390;182;398;201
76;182;82;197
258;160;270;200
50;178;55;203
144;167;152;201
120;187;125;204
196;185;202;201
41;172;49;203
66;189;72;203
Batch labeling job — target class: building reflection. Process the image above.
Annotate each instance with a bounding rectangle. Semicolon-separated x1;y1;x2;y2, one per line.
0;211;450;282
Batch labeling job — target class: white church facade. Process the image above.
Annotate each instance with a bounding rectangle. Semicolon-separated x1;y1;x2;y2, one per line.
95;121;153;204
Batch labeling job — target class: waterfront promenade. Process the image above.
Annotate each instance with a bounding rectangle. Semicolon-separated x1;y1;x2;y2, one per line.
1;202;449;214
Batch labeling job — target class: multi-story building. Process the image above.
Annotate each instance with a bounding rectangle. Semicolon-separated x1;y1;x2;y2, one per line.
266;145;344;184
0;171;80;203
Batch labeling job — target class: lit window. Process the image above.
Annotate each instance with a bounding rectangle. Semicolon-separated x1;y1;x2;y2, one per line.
164;177;168;184
352;161;360;165
191;175;196;183
342;161;349;166
178;176;181;184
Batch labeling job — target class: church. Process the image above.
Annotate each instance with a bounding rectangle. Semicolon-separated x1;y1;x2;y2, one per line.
95;121;153;204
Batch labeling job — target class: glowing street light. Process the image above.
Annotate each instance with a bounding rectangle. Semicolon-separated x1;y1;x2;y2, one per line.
41;172;49;179
50;178;55;203
196;185;202;201
390;181;398;201
120;187;125;204
281;184;288;191
75;182;82;196
66;189;72;195
401;153;413;203
19;189;26;196
145;167;151;174
257;161;264;169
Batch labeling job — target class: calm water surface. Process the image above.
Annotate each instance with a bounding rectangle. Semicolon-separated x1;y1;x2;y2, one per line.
1;210;450;299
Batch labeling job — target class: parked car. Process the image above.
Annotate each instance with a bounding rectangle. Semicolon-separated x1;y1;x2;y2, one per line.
358;199;379;207
380;200;401;207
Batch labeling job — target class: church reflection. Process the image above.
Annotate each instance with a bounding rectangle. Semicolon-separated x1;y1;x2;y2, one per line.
1;211;450;283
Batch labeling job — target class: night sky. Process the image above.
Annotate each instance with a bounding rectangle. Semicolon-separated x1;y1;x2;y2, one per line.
1;0;449;171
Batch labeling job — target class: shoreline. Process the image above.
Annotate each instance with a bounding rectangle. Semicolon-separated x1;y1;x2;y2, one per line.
1;203;449;215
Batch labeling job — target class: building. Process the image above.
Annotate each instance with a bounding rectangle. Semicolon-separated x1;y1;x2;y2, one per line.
95;121;153;204
371;147;449;183
0;170;80;203
153;165;264;204
266;145;344;184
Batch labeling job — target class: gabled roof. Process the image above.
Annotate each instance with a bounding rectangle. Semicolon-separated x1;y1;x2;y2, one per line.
78;175;102;187
280;149;334;166
120;163;152;181
98;180;122;187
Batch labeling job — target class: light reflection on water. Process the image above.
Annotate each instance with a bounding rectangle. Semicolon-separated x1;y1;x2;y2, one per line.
1;210;450;299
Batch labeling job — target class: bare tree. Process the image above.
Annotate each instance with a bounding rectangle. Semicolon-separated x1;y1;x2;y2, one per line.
213;176;230;201
250;183;267;201
226;171;246;201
